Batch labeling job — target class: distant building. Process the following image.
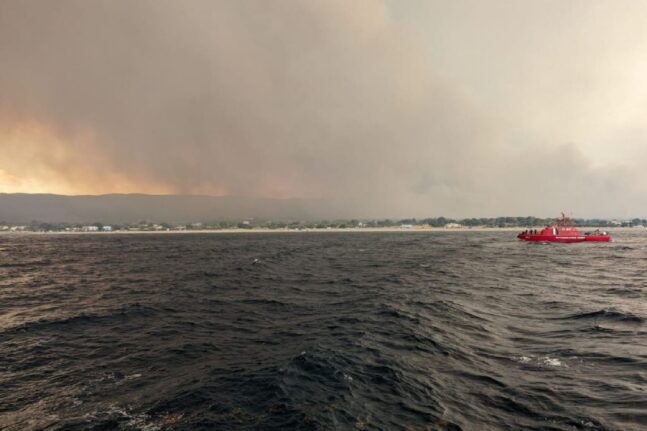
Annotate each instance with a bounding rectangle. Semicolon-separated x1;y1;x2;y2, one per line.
102;226;112;231
444;223;463;229
400;224;413;229
82;226;99;232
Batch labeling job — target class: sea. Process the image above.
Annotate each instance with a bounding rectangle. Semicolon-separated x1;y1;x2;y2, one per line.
0;231;645;431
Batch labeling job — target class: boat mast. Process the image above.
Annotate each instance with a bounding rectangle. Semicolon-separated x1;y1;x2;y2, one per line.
558;212;573;227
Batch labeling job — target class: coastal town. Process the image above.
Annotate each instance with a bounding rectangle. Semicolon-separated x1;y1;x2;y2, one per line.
1;217;644;233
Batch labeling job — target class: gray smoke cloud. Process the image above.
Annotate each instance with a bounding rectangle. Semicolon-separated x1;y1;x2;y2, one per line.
1;0;646;217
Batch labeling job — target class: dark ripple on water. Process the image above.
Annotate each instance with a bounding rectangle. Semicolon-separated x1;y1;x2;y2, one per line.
1;231;646;430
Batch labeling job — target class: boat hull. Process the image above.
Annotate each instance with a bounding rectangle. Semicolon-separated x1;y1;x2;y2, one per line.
517;234;611;242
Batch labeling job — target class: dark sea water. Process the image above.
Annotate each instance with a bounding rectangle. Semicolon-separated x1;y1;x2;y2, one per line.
1;231;646;431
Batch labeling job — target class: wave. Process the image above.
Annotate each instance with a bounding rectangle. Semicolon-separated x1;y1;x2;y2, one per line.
0;303;157;336
562;309;644;324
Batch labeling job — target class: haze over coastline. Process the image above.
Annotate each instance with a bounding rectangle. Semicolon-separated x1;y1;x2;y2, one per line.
2;0;647;217
0;193;333;224
0;193;642;225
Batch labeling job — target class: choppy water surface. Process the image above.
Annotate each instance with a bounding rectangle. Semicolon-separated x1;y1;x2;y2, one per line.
1;231;646;430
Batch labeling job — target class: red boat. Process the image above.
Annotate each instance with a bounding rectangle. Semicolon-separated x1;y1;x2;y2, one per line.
517;213;611;242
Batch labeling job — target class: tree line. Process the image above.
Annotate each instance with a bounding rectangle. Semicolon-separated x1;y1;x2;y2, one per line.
3;216;645;232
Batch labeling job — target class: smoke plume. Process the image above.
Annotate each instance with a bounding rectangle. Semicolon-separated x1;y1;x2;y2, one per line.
1;0;646;217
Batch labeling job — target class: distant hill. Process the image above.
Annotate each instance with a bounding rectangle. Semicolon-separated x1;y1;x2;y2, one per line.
0;193;333;224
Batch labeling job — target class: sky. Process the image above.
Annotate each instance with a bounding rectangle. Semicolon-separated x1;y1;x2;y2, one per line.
1;0;646;217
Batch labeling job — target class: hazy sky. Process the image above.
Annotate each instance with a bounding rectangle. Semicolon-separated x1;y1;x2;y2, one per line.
1;0;646;217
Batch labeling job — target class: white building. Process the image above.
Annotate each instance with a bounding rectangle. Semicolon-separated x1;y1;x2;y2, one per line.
82;226;99;232
102;226;112;231
444;223;463;229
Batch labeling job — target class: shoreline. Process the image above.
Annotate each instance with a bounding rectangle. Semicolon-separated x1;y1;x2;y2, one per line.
1;226;636;235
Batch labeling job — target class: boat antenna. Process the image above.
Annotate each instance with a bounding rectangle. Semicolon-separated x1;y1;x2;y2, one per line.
558;212;573;227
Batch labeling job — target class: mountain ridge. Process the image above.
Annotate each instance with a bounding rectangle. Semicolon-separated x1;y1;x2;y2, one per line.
0;193;333;223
